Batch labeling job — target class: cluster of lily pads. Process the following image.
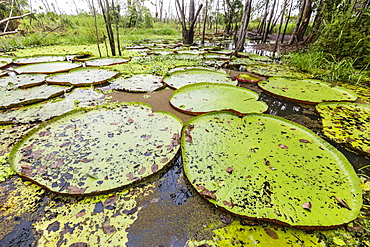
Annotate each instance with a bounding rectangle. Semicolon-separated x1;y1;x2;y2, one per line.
0;43;368;246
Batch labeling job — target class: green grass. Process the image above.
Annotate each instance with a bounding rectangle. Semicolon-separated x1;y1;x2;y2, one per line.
0;14;181;52
286;50;369;84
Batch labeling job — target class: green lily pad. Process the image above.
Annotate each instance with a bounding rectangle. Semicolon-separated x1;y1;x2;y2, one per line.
176;50;204;56
12;55;66;65
0;56;13;68
34;187;140;246
111;74;165;92
10;103;183;194
14;61;82;74
208;50;233;56
258;77;358;104
248;54;273;62
85;57;130;67
0;84;72;109
182;112;362;228
0;74;46;89
202;53;233;60
170;83;268;116
246;64;309;78
235;73;263;83
163;68;236;89
187;220;323;246
316;102;370;155
45;67;118;86
0;88;105;124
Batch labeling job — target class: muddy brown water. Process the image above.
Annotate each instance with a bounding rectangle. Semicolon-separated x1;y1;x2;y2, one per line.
0;71;369;246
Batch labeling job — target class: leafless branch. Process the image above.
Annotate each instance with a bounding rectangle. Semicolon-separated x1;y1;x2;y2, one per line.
0;12;34;25
0;29;24;36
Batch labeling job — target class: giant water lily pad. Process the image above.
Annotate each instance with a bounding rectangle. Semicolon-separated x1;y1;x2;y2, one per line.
0;74;46;89
258;77;358;104
163;68;236;89
247;64;309;78
0;84;72;109
182;112;362;228
0;88;105;124
45;67;118;86
10;103;182;194
12;55;66;65
14;61;82;74
85;57;130;67
170;83;268;116
111;74;165;92
316;102;370;155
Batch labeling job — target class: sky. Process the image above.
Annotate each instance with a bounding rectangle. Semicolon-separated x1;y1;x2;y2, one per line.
29;0;173;15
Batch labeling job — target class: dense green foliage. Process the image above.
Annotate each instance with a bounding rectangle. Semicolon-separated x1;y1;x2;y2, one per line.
312;0;370;68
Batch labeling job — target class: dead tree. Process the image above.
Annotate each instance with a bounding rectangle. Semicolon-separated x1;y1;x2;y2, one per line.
111;0;121;56
273;0;288;58
261;0;276;43
175;0;203;44
289;0;313;45
234;0;252;53
201;0;208;44
99;0;116;56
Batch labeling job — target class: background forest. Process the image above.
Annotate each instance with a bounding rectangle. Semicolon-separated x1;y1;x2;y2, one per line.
0;0;369;84
0;1;370;246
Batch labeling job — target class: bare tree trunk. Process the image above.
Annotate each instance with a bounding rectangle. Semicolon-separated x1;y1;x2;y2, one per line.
201;0;208;44
273;0;288;58
281;0;292;43
257;0;270;36
304;0;324;43
262;0;276;43
288;0;306;45
4;0;14;33
111;0;121;56
99;0;116;56
215;0;219;33
175;0;203;44
91;0;102;57
234;0;252;53
296;0;312;42
159;0;163;22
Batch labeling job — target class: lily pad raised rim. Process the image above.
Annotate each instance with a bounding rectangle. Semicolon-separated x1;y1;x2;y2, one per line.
45;67;119;87
12;54;66;65
14;61;82;74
